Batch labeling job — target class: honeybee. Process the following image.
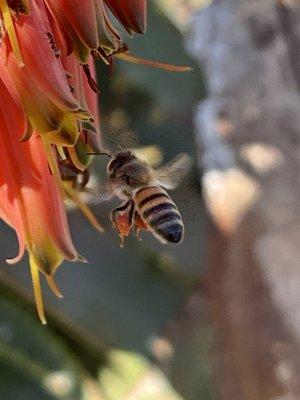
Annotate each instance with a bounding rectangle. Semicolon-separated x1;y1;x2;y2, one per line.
104;149;191;246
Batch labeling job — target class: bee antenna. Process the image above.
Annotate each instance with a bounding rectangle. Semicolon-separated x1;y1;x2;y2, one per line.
86;152;112;159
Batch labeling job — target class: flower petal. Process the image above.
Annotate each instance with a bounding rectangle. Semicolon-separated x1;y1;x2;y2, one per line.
104;0;147;34
44;0;99;62
0;77;78;322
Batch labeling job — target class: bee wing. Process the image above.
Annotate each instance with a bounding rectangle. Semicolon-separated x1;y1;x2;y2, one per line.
67;177;114;208
132;145;163;167
85;181;115;205
154;153;192;190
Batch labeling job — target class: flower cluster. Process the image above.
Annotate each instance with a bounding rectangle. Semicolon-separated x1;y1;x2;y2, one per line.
0;0;146;323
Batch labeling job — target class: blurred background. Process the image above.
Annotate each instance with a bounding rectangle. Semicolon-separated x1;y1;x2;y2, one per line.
1;0;300;399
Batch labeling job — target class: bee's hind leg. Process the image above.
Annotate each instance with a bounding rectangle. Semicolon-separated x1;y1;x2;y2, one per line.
110;200;134;247
134;211;147;241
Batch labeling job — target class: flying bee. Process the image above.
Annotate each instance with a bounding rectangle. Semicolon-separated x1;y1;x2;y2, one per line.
102;149;191;246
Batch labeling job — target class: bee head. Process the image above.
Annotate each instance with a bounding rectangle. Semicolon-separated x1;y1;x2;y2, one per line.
107;150;136;174
107;150;152;189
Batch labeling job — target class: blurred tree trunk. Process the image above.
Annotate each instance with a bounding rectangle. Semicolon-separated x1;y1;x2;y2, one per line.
187;1;300;399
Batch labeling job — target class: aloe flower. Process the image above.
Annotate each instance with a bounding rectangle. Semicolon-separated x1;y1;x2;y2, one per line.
0;0;148;322
43;0;147;63
0;78;79;324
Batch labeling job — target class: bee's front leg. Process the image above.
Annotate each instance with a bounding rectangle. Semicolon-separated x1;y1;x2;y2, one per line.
110;200;134;247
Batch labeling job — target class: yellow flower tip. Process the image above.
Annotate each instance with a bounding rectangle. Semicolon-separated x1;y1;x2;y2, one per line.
45;275;64;299
29;253;47;324
76;110;93;122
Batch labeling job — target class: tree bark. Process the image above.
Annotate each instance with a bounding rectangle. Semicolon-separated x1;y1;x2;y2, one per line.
188;1;300;399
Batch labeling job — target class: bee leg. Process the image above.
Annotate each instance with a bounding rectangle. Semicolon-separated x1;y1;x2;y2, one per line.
134;211;147;241
119;235;125;248
136;232;142;241
110;201;130;226
134;211;142;241
110;200;134;247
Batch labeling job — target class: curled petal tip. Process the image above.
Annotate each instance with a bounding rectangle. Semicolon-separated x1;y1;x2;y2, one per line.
6;243;25;265
6;255;23;265
77;253;88;263
45;275;64;299
19;122;33;142
81;121;97;134
19;131;32;142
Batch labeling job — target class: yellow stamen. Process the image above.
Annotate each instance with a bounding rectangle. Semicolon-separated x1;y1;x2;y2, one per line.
45;275;63;299
63;181;104;233
57;145;66;160
116;51;192;72
0;0;24;66
29;253;47;325
42;138;65;197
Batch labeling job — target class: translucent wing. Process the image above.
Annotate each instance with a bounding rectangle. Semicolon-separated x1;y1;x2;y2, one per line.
132;145;163;167
86;180;115;204
154;153;192;190
65;178;114;210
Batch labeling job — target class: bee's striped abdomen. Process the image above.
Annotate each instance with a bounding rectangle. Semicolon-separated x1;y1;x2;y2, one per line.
134;186;184;244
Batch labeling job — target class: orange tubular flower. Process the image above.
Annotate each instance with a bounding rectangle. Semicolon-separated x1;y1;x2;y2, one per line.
0;78;78;324
43;0;147;64
0;0;151;323
0;0;92;147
